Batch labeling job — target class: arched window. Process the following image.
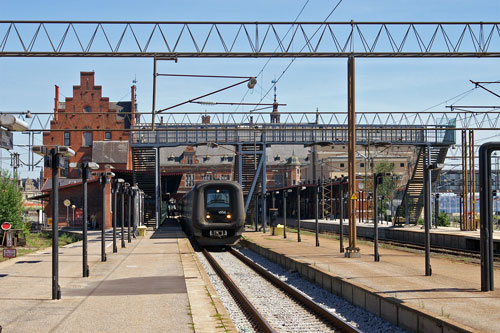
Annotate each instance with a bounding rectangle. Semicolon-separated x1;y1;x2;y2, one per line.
83;106;92;113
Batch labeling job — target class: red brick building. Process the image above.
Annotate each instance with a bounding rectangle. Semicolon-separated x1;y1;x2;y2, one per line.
42;72;136;228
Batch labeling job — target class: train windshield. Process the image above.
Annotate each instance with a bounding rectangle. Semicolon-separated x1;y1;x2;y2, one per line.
205;189;231;210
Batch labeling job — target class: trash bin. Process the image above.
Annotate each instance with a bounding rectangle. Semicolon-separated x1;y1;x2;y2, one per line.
272;224;284;236
137;225;147;236
269;208;279;227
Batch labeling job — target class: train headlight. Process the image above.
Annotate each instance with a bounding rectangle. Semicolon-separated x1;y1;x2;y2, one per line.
226;214;232;219
206;214;211;219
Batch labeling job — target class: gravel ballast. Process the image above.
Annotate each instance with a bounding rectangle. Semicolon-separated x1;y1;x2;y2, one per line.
197;246;406;332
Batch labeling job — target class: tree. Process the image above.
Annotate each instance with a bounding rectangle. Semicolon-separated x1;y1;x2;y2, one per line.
375;161;398;220
0;169;24;229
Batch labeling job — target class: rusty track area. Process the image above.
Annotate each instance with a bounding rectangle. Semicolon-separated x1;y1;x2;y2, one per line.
228;247;360;333
201;249;276;333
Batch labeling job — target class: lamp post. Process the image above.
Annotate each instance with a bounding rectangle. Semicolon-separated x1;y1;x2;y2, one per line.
69;161;100;277
283;189;292;239
71;204;76;226
127;185;132;243
423;145;444;276
33;145;75;300
435;193;440;228
97;171;115;262
297;186;305;242
122;183;129;248
459;192;463;229
112;178;124;253
339;177;345;253
130;185;138;237
313;144;319;247
374;172;391;262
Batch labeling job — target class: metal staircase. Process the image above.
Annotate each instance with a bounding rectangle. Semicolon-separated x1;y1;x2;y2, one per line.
132;148;157;228
234;145;263;196
396;145;449;224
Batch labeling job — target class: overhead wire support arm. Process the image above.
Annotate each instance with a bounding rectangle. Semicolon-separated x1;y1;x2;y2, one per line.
155;75;256;114
469;80;500;99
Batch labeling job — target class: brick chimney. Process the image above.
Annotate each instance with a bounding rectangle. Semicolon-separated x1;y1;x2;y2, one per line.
131;84;136;126
54;85;59;121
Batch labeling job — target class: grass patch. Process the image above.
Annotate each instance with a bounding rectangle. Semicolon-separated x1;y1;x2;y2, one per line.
0;232;81;263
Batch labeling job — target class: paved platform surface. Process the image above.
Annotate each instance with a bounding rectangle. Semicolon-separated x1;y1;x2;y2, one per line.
243;228;500;332
278;216;500;240
0;220;234;333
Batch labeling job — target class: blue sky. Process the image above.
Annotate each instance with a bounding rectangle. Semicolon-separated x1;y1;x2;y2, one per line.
1;0;500;178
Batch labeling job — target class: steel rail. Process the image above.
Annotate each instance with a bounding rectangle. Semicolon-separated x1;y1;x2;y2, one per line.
229;247;360;333
201;249;276;333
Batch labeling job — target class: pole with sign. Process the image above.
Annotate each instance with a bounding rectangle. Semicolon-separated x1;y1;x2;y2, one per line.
2;222;16;258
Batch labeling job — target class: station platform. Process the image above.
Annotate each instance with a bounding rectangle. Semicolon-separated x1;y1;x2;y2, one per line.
0;220;235;333
281;217;500;254
242;228;500;332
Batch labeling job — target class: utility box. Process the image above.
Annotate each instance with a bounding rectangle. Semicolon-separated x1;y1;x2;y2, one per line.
137;225;147;237
272;224;284;236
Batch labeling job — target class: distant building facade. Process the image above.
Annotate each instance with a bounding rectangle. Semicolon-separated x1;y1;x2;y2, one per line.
20;178;43;224
42;72;136;228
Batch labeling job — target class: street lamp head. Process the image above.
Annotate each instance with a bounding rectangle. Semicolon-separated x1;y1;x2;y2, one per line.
92;171;115;178
71;204;76;209
56;146;75;157
0;114;29;132
87;162;100;170
32;145;48;156
25;110;33;118
69;161;100;170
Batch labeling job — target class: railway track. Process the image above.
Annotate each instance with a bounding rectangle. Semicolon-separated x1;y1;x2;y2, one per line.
202;248;360;333
202;249;274;333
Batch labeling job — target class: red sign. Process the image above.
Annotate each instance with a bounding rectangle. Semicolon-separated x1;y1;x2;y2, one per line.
75;208;83;226
6;231;12;248
3;248;16;258
1;222;11;230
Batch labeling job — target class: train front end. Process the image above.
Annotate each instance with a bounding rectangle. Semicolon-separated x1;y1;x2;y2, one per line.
192;181;245;246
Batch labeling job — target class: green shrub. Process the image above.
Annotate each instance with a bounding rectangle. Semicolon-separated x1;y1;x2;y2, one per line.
437;212;451;227
0;170;27;234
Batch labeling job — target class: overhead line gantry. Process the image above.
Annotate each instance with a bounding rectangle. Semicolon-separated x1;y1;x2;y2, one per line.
4;20;500;258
